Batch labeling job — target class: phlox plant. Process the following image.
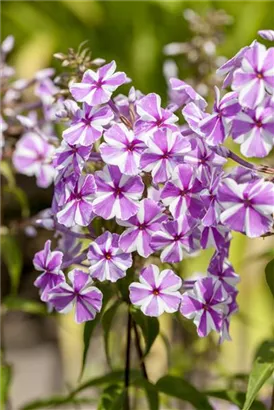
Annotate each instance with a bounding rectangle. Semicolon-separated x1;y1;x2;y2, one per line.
1;24;274;410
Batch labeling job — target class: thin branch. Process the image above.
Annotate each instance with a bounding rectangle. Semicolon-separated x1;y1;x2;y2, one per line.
124;306;132;410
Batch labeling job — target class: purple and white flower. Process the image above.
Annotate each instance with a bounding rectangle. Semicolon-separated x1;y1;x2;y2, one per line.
258;30;274;42
208;251;239;292
88;231;132;282
231;106;274;158
70;61;127;106
33;240;64;302
118;199;167;257
54;141;92;178
199;88;241;145
135;93;178;140
100;123;146;175
151;215;196;263
216;45;250;89
63;104;113;146
161;164;203;219
48;269;102;323
57;174;96;227
180;277;229;337
169;78;207;110
129;264;182;317
218;177;274;237
13;132;55;188
232;42;274;109
93;165;144;221
140;128;191;183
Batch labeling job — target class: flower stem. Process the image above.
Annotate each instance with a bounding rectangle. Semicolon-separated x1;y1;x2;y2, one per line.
227;150;274;175
124;306;132;410
133;320;148;380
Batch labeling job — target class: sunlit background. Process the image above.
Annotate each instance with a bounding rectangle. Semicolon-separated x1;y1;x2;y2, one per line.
1;1;274;409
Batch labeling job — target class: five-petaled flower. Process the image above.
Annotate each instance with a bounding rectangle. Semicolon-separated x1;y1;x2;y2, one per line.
48;269;103;324
129;264;182;317
118;199;167;257
57;174;96;227
33;240;64;302
180;277;229;337
63;103;114;146
100;123;146;175
70;61;127;106
88;231;132;282
93;165;144;220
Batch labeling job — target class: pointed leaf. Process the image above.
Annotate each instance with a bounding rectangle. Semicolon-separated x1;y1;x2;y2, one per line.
156;375;214;410
134;378;159;410
3;296;47;315
1;363;12;407
102;300;122;368
1;234;23;295
243;340;274;410
131;309;159;356
79;283;113;380
265;259;274;298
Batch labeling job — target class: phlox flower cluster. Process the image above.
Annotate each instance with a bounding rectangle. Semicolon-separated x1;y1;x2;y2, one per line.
2;31;274;342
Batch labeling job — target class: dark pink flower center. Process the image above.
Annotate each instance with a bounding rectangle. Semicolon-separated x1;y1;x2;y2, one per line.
173;234;182;241
243;198;252;208
256;72;263;79
162;152;170;159
138;223;147;231
153;288;160;295
96;79;105;88
256;121;263;128
104;251;112;260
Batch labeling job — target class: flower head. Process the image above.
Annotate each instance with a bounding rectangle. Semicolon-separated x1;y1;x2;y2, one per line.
232;42;274;109
57;174;96;227
129;264;182;317
118;199;167;257
33;240;64;302
100;123;146;175
13;132;55;188
218;177;274;237
63;104;113;146
70;61;127;106
151;215;196;263
93;165;144;220
48;269;102;323
231;106;274;158
135;93;178;140
180;277;229;337
88;231;132;282
140;128;191;183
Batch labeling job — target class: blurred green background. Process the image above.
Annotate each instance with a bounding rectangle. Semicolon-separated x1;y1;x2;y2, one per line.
1;1;274;407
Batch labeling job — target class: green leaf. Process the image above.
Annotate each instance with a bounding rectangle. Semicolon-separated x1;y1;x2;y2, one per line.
73;369;141;396
1;233;23;295
134;378;159;410
156;375;214;410
102;300;122;368
4;185;30;218
131;309;159;356
98;384;124;410
1;363;12;407
3;296;47;315
21;396;96;410
243;340;274;410
0;160;16;186
205;390;266;410
79;284;113;381
265;259;274;298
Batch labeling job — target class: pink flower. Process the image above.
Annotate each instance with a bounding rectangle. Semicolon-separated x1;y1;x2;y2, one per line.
48;269;102;324
70;61;127;106
129;264;182;317
13;132;55;188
